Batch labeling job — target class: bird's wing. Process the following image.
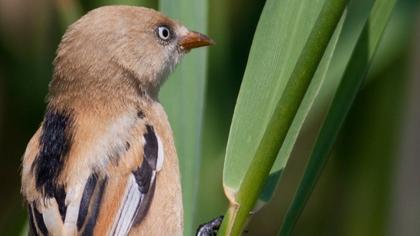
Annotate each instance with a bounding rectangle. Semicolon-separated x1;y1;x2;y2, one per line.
22;109;165;236
107;124;165;236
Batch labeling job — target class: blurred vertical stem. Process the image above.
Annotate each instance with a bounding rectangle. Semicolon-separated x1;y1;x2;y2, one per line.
218;0;347;235
194;0;234;228
278;0;397;235
338;52;406;236
158;0;208;235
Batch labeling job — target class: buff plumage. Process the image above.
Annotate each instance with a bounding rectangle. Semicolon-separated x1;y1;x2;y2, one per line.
21;6;213;236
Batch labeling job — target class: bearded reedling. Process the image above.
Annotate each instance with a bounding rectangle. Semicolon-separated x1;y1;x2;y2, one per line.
21;6;220;235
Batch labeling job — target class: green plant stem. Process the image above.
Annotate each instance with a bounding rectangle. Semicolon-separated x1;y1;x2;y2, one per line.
158;0;208;235
218;0;348;235
278;0;397;235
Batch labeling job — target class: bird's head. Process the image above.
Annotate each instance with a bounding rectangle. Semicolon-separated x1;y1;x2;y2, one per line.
52;6;213;99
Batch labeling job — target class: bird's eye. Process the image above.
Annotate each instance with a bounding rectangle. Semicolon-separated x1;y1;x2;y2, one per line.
156;25;172;41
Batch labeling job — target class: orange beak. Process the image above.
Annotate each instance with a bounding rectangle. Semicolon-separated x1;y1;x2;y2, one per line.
179;31;214;51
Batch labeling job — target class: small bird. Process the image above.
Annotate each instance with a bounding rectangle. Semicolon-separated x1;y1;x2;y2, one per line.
21;6;215;236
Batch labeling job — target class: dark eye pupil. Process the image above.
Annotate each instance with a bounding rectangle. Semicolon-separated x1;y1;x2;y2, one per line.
162;29;169;38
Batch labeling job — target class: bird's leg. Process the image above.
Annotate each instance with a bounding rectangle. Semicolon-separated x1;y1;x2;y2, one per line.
196;215;224;236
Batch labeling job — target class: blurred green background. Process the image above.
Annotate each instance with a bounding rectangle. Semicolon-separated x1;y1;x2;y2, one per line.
1;0;419;235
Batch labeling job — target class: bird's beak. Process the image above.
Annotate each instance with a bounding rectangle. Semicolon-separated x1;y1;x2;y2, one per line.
179;31;214;51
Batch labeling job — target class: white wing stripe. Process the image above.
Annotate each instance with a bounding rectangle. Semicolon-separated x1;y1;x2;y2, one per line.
112;175;142;236
42;199;64;235
156;134;164;171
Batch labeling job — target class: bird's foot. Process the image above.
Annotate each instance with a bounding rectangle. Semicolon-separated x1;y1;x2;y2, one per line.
196;215;224;236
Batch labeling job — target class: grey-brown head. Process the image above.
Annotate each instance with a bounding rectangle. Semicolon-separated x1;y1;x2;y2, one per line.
50;6;213;102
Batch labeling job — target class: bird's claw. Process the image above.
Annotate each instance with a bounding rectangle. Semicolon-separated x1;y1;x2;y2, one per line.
196;215;224;236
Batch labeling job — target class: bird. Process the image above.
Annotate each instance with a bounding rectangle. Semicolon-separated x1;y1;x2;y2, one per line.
21;6;215;236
